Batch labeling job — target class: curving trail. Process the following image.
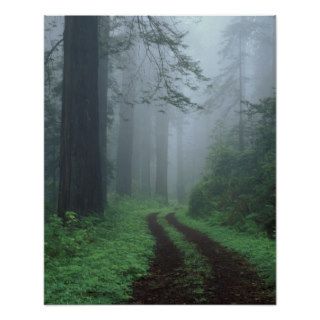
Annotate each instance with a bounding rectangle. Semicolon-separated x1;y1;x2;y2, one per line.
130;213;200;304
166;212;275;304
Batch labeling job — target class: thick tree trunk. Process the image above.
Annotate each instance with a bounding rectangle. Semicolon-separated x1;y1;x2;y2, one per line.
176;116;185;202
58;16;103;218
116;70;134;196
155;108;169;203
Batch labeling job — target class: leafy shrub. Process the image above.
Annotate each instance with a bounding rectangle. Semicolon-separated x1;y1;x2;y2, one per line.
188;96;275;237
189;182;215;217
45;211;92;260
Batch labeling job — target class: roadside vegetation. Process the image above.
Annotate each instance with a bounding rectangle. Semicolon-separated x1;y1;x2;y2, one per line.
189;97;276;239
45;197;160;304
175;207;276;288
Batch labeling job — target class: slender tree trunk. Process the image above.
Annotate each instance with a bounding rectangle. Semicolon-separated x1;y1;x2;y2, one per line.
155;108;169;203
272;16;276;92
132;105;143;193
140;104;151;196
239;17;244;151
58;16;103;218
52;143;57;206
98;16;110;206
116;69;134;196
176;116;185;202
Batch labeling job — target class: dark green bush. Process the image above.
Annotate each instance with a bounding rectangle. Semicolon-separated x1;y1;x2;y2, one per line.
189;181;216;217
188;97;275;237
45;211;97;261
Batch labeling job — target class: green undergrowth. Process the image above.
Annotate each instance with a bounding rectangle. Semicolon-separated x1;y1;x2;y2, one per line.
45;197;163;304
175;207;276;289
157;212;211;303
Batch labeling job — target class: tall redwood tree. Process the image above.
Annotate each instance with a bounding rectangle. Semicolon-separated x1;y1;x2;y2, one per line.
58;16;103;217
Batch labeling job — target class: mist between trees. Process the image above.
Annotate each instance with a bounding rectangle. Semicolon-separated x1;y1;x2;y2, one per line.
45;16;275;236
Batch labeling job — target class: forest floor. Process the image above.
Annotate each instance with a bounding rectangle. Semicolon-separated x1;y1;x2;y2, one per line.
45;199;275;304
131;212;275;305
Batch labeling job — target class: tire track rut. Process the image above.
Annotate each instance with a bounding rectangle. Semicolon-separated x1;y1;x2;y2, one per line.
166;212;275;304
131;213;200;304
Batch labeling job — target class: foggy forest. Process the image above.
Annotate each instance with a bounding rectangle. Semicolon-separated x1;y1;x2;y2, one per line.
44;16;276;305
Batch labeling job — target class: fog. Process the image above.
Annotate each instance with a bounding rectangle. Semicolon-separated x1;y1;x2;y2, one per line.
45;16;276;208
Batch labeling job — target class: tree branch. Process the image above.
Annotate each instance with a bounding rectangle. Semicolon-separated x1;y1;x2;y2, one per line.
45;38;63;65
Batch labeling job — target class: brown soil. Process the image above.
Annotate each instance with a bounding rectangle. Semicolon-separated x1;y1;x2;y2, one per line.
130;213;200;304
166;212;276;304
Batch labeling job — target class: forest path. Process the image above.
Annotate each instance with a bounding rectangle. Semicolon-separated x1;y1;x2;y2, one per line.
130;213;200;304
166;212;275;304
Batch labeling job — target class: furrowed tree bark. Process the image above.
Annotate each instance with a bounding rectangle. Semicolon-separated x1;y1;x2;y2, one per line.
155;108;169;203
58;16;103;218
